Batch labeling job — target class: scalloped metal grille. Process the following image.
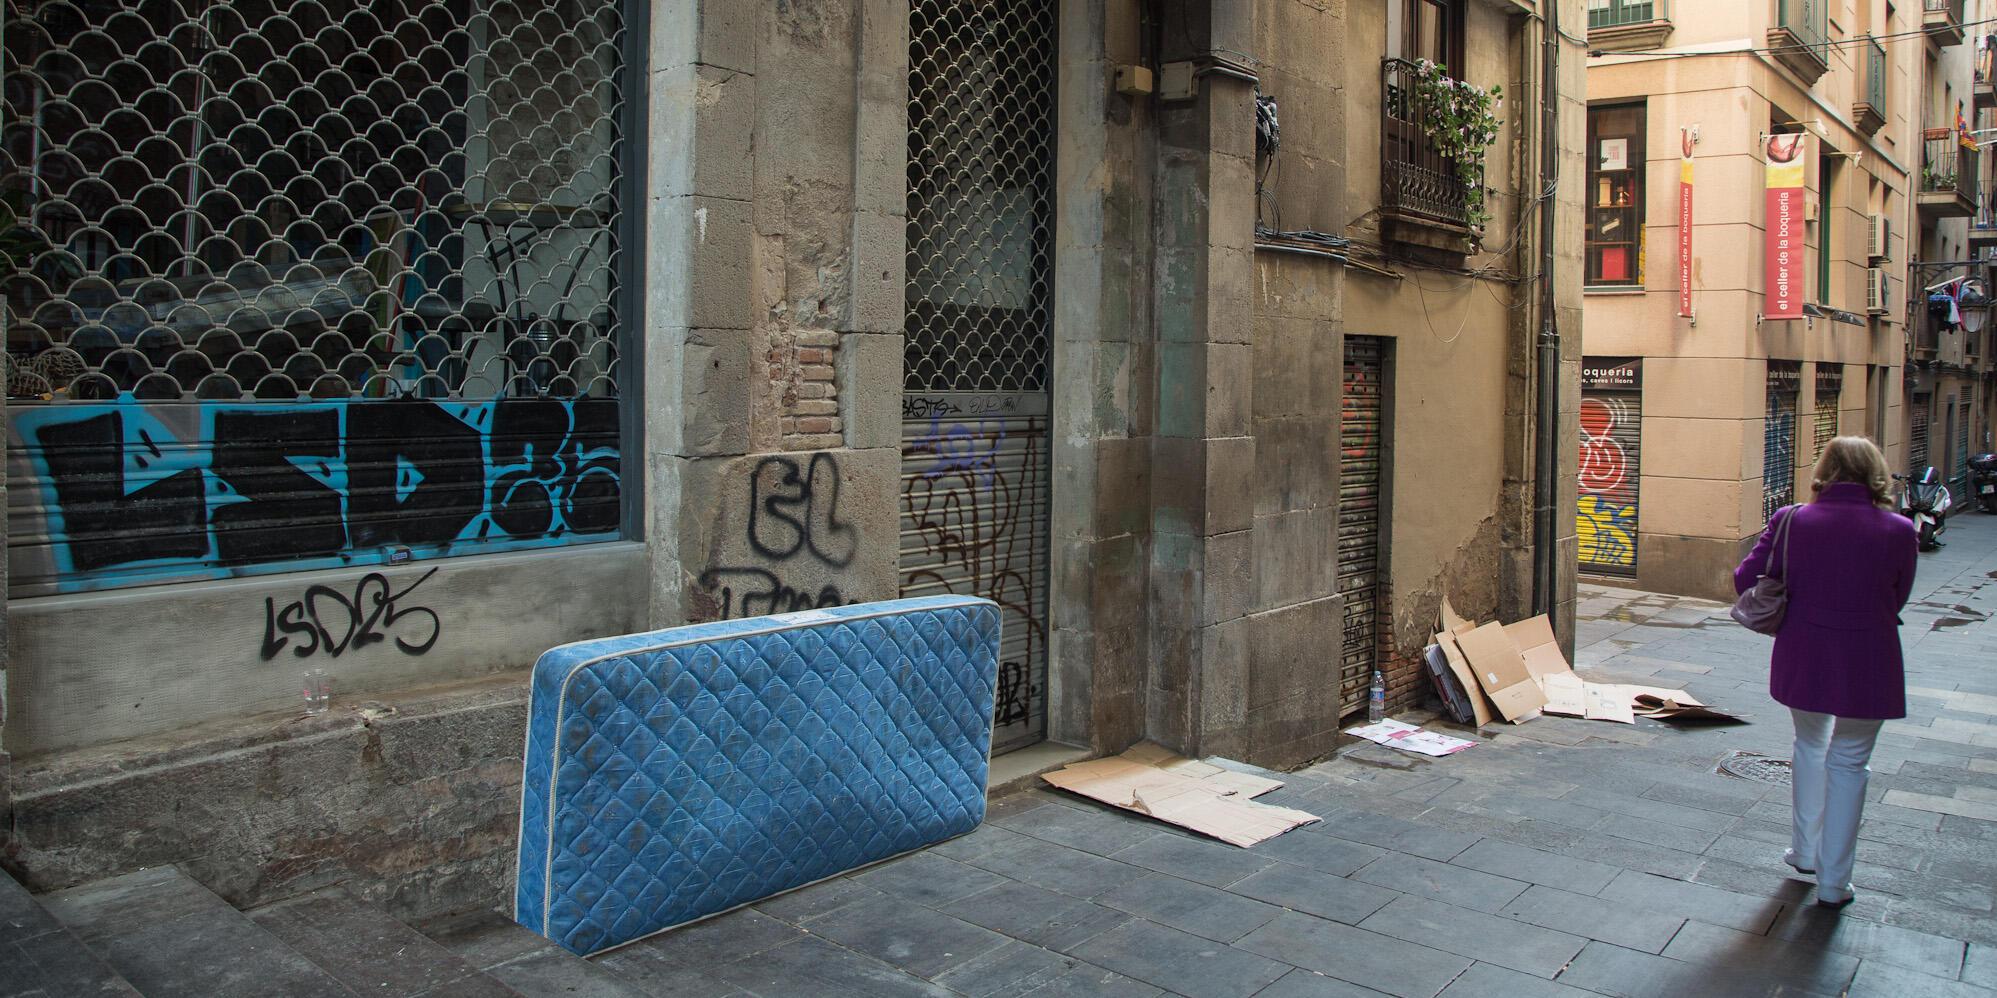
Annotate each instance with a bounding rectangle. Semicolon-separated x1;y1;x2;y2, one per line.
3;0;625;403
904;0;1054;394
901;0;1054;754
3;0;630;596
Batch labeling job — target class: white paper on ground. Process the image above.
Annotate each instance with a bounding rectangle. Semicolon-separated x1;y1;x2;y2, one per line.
1343;719;1476;756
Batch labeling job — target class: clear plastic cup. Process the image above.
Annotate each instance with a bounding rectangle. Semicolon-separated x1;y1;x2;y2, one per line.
303;669;332;715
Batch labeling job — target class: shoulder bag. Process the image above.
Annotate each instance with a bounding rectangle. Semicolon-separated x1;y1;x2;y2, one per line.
1730;505;1795;635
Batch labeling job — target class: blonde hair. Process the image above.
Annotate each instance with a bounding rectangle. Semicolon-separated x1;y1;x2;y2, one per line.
1811;436;1892;506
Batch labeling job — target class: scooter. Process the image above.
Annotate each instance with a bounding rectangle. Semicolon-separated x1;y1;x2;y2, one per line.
1892;467;1953;551
1971;453;1997;513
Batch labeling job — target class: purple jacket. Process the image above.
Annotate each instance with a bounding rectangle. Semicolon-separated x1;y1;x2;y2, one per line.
1732;482;1918;720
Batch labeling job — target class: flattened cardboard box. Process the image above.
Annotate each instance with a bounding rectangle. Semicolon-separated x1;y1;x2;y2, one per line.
1453;620;1547;722
1042;743;1320;847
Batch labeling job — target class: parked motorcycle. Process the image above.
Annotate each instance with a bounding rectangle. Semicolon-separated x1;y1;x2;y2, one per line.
1892;468;1953;551
1971;453;1997;514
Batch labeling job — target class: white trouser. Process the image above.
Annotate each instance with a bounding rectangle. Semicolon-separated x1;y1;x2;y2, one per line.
1790;708;1884;902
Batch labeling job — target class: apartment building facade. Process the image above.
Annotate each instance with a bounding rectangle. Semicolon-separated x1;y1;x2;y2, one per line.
0;0;1583;916
1582;0;1990;600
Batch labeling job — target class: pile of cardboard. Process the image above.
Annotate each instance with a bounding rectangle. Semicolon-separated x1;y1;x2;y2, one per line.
1430;600;1741;727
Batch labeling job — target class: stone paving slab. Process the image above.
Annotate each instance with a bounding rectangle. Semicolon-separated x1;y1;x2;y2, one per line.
566;514;1997;997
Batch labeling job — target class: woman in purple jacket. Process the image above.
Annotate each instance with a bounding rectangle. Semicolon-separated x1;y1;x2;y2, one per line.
1734;435;1918;910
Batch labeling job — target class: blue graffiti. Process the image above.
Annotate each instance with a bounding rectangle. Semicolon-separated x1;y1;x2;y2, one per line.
912;416;1005;489
13;395;620;593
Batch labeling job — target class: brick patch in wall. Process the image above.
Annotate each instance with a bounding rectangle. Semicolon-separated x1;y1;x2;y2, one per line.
769;327;844;449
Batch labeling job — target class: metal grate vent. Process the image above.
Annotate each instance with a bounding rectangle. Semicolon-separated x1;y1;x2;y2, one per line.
2;0;627;404
1716;750;1794;786
904;0;1055;393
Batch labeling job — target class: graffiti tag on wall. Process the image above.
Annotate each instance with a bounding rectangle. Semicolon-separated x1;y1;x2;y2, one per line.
696;453;856;619
900;412;1045;730
261;567;442;660
1577;395;1637;569
10;397;621;595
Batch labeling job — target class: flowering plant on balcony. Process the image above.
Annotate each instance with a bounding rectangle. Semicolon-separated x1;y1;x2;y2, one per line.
1412;59;1504;228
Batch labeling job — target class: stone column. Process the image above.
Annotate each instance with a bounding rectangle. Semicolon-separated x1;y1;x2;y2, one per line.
1146;2;1258;757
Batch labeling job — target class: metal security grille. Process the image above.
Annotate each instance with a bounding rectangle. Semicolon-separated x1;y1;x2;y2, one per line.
3;0;630;596
1339;337;1386;715
1763;367;1799;523
901;0;1055;755
1578;386;1640;576
1813;367;1842;462
904;0;1054;393
1911;393;1931;473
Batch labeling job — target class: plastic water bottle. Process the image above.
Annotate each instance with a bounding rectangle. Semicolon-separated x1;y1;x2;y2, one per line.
1368;670;1386;722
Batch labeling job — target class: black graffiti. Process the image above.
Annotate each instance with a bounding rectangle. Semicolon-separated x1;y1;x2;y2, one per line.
901;396;960;419
696;567;844;620
27;399;621;575
747;453;855;568
261;567;443;660
34;412;207;571
995;659;1034;726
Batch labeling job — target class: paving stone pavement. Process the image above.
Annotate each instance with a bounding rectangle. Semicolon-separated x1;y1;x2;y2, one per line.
596;511;1997;997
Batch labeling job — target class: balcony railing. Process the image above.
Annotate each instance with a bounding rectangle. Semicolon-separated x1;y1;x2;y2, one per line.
1925;0;1966;45
1920;133;1979;208
1380;58;1470;229
1770;0;1829;81
1588;0;1665;28
1855;35;1887;134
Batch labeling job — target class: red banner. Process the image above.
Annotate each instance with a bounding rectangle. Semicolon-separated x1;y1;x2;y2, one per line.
1678;128;1694;318
1763;133;1808;321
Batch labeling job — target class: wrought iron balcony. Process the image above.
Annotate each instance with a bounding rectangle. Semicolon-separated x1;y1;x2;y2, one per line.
1925;0;1966;47
1769;0;1829;83
1977;37;1995;108
1854;36;1887;135
1971;205;1997;247
1587;0;1672;50
1918;131;1979;219
1379;58;1470;234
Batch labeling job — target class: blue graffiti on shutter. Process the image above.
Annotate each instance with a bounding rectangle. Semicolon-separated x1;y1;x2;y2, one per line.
10;396;620;594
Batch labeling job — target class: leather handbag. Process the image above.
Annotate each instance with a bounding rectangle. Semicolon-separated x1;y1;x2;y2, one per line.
1731;506;1795;635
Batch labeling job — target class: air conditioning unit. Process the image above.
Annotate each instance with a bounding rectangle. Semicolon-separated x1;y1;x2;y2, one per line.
1867;267;1892;313
1868;214;1891;261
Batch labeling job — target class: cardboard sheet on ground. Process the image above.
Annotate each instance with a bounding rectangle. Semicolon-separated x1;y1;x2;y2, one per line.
1042;743;1320;847
1454;621;1548;722
1344;719;1476;756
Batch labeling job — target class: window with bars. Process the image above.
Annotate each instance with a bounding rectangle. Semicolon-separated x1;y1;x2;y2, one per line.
2;0;634;595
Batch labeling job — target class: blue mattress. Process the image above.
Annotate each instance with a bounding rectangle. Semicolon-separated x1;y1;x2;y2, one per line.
514;595;1001;955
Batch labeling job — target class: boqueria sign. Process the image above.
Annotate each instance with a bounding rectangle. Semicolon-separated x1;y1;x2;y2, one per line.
1763;133;1808;321
1581;357;1643;391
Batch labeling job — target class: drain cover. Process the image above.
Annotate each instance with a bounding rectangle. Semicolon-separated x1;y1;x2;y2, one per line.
1716;750;1793;786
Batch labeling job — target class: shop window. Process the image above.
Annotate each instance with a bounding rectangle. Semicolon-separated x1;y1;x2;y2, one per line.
1587;103;1647;287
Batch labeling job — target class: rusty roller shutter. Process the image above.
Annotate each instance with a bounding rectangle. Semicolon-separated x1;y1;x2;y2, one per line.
2;1;632;597
1814;366;1842;463
1579;358;1641;577
901;0;1055;754
1338;337;1386;715
1911;394;1932;474
1764;363;1801;523
1955;395;1972;497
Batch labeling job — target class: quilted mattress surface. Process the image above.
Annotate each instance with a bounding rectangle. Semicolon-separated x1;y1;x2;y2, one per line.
515;595;1000;955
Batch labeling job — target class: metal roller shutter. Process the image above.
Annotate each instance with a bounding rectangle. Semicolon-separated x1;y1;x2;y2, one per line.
4;0;631;598
902;0;1055;755
1814;367;1842;463
1955;395;1972;497
1578;358;1641;576
1339;337;1386;715
1911;394;1931;474
1764;364;1800;522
